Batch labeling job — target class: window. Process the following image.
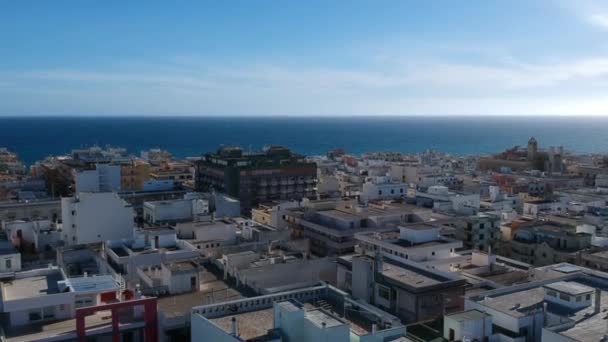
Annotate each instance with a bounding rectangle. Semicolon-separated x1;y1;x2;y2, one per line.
378;190;382;195
29;311;42;322
576;296;582;302
43;306;55;319
390;189;394;194
559;293;570;301
547;291;556;297
5;259;11;270
378;286;390;300
586;294;591;300
400;188;404;193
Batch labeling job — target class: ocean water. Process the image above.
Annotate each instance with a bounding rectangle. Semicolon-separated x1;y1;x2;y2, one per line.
1;116;607;166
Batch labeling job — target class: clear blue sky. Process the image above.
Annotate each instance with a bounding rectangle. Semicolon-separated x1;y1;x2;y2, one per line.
1;0;608;116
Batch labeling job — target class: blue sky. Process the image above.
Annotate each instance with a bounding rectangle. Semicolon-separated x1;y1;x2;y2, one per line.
2;1;608;116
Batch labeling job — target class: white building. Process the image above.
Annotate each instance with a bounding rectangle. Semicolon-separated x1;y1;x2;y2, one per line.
74;164;121;193
415;186;480;214
356;223;462;263
360;176;406;202
143;194;210;225
443;310;492;342
251;200;300;229
190;284;405;342
3;219;62;253
61;192;135;246
0;268;119;328
466;263;608;342
0;242;21;272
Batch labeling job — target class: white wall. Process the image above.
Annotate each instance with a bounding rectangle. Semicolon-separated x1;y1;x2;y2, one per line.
144;199;192;224
62;192;134;246
0;252;21;272
75;164;121;193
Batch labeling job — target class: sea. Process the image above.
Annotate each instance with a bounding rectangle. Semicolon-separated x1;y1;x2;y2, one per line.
1;116;607;166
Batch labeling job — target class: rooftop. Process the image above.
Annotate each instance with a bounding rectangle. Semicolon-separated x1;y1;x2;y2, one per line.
210;308;274;340
2;271;64;300
157;270;243;318
446;309;490;322
544;281;594;296
57;275;118;293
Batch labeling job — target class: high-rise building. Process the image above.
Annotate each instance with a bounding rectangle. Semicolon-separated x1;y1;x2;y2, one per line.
195;146;316;211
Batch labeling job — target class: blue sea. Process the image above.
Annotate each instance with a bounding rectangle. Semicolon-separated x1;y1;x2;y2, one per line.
1;116;607;166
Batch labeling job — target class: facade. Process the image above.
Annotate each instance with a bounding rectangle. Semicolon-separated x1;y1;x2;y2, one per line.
457;213;501;252
360;176;407;202
0;242;21;272
356;223;462;263
61;192;135;246
337;254;466;324
285;199;430;256
251;200;300;229
195;146;317;211
508;222;592;266
143;197;209;224
74;164;122;193
121;160;151;191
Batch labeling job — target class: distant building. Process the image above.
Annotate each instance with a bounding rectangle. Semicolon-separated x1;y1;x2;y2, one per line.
195;146;317;212
74;164;122;193
508;222;592;266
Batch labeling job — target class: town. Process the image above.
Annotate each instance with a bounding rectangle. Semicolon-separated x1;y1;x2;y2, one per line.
0;138;607;342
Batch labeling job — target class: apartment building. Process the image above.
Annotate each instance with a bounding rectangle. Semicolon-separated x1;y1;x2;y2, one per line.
285;199;431;256
195;146;317;211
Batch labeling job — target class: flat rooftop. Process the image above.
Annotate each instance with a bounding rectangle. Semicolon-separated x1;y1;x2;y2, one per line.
477;287;545;318
381;263;442;289
446;309;490;322
165;260;199;273
2;272;64;300
58;275;118;293
210;308;274;340
544;281;594;296
157;271;243;318
306;308;345;328
3;309;145;342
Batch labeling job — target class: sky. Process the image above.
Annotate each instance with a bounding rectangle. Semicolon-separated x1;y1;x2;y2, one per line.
2;1;608;116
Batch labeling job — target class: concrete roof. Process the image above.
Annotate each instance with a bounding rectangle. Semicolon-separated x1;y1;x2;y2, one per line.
58;275;118;293
210;308;274;340
2;271;63;300
544;281;594;296
306;309;345;328
446;309;490;322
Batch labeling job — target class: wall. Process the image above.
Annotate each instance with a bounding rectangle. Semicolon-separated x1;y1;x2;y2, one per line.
144;199;192;224
62;192;134;246
0;252;21;272
191;313;240;342
236;258;337;292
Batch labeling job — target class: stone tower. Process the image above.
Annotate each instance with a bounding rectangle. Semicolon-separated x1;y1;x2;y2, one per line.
527;137;538;161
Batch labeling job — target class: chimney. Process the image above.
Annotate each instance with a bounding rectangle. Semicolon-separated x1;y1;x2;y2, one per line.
231;317;238;336
595;288;602;314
